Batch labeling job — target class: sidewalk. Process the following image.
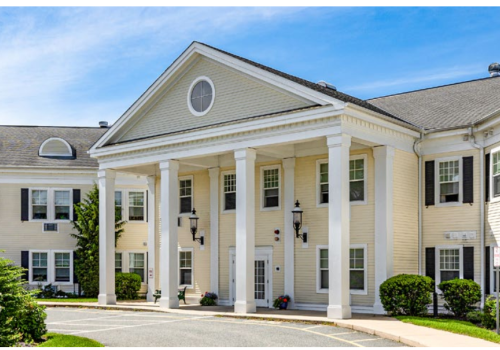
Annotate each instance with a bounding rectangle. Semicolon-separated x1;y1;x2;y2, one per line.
39;301;499;347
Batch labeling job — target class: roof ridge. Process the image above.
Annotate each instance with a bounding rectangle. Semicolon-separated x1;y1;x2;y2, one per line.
368;75;499;101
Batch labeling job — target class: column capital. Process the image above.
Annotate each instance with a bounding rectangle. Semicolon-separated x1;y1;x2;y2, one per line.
234;148;257;161
373;145;395;159
97;169;116;180
282;157;296;169
326;134;351;148
208;167;220;178
146;175;156;186
159;159;180;171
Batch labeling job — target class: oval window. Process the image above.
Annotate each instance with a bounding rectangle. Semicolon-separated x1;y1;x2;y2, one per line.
188;77;215;116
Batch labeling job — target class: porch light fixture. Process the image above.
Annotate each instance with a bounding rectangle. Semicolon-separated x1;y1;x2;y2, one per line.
189;209;204;245
292;200;306;243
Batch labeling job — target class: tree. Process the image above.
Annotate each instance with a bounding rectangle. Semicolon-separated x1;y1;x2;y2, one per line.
0;255;46;346
71;184;125;297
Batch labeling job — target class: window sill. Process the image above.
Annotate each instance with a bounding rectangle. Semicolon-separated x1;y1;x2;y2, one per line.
435;202;463;208
29;219;72;223
350;289;368;295
221;209;236;215
350;200;367;206
315;201;368;208
179;285;193;289
260;206;281;212
316;288;328;294
178;212;192;217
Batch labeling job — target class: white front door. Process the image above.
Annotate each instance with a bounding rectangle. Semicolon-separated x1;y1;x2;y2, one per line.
230;248;272;308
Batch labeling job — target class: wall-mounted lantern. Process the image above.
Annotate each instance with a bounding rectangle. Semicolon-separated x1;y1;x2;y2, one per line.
292;200;307;243
189;209;204;245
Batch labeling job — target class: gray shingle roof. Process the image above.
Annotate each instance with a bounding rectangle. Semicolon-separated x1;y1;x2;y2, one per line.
197;42;411;126
368;76;500;131
0;126;107;168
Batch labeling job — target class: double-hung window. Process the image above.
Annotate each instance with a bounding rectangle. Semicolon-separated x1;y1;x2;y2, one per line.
115;253;123;273
317;155;367;206
317;245;367;294
54;252;71;282
179;177;193;214
32;252;48;282
115;191;123;220
30;189;72;221
128;191;145;221
492;150;500;199
262;166;280;209
438;248;462;283
438;160;460;203
179;249;193;287
129;253;145;282
223;173;236;211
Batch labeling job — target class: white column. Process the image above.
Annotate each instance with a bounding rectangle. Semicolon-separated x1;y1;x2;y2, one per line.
98;169;117;305
283;157;295;308
209;167;220;295
146;175;156;302
373;145;395;314
234;148;257;314
159;160;180;309
327;134;352;319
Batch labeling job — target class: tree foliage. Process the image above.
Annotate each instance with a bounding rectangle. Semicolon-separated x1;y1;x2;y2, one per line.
71;184;125;297
0;255;47;346
115;273;142;300
438;279;481;319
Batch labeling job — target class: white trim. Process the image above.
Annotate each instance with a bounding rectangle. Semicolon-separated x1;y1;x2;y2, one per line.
179;175;194;216
29;188;73;222
29;249;73;286
179;247;194;289
349;154;368;206
39;137;73;157
349;244;368;295
316;245;329;294
434;156;463;207
221;170;236;214
489;245;499;294
187;76;215;117
316;159;329;208
316;244;368;295
435;245;464;290
260;165;281;211
490;146;500;203
293;303;374;314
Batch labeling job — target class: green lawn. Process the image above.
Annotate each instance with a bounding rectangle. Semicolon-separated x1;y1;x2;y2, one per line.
38;333;103;347
36;298;98;303
396;316;500;344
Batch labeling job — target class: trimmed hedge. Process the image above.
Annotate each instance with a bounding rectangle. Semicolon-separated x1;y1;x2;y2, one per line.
115;273;142;300
438;279;481;319
379;274;434;316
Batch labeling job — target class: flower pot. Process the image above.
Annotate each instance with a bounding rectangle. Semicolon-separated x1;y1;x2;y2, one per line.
279;302;288;310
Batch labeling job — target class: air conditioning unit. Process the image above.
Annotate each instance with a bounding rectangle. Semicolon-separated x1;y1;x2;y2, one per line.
43;223;58;232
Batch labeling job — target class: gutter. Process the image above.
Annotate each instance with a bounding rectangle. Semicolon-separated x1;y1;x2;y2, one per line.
468;126;485;307
413;130;425;275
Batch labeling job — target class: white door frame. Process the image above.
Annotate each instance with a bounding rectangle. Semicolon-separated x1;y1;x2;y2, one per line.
229;246;273;308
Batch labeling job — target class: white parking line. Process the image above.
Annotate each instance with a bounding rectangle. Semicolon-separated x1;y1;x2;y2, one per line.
68;315;214;335
354;338;382;342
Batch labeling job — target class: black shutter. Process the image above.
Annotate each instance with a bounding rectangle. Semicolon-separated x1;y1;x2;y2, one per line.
485;246;491;294
425;247;436;283
73;189;81;221
21;251;29;282
486;153;491;202
21;188;29;221
463;247;474;280
463;156;474;204
425;161;435;206
73;251;79;284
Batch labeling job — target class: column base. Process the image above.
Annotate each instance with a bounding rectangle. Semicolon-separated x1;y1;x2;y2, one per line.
327;305;351;319
98;294;116;305
159;297;179;309
234;300;257;314
146;289;154;302
372;303;386;315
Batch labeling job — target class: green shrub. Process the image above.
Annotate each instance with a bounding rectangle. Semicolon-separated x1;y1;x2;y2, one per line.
379;274;434;316
0;256;47;346
466;310;483;324
200;292;218;306
115;273;141;300
483;295;499;329
438;279;481;319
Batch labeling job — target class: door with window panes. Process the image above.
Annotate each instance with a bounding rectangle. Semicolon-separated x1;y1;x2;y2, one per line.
230;253;270;308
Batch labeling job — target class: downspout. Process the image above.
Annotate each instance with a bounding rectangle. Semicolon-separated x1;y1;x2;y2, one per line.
468;126;485;306
413;130;425;275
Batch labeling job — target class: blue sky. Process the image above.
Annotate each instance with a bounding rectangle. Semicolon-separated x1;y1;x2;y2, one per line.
0;7;499;126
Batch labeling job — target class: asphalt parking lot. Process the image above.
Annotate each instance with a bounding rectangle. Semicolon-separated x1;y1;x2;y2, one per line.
45;307;406;347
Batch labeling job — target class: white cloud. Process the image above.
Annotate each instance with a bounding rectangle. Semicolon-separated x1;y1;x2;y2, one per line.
0;7;306;126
